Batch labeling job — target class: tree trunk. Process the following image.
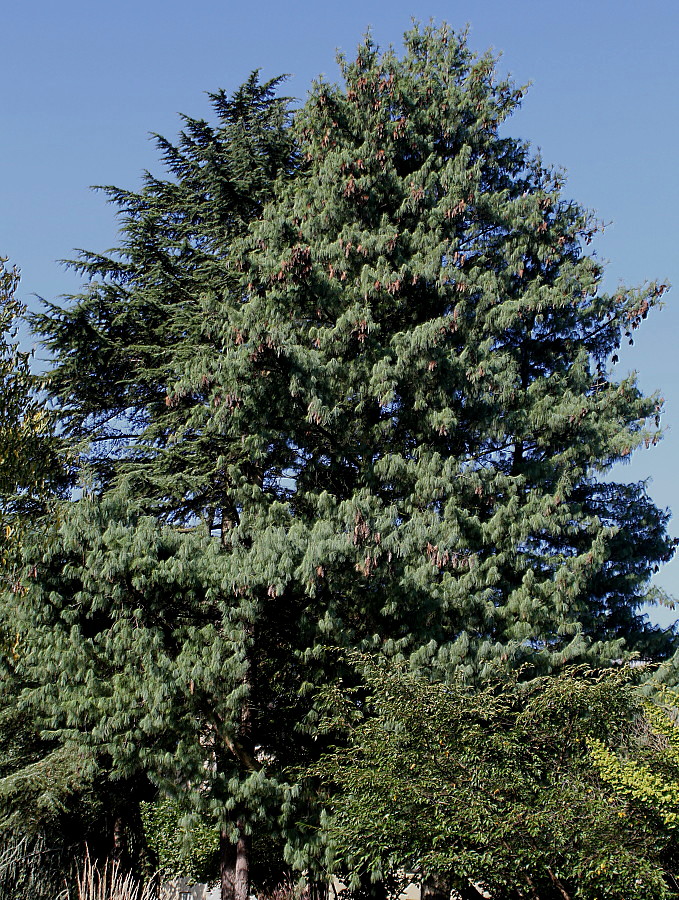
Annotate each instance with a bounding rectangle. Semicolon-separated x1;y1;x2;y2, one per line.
218;531;255;900
111;814;132;872
220;825;250;900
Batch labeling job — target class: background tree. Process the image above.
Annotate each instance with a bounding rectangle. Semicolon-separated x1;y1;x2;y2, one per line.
0;264;154;898
310;655;679;899
19;23;677;900
589;683;679;832
0;258;63;535
35;72;296;511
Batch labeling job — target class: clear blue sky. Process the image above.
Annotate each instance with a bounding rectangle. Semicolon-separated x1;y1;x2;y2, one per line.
2;0;678;625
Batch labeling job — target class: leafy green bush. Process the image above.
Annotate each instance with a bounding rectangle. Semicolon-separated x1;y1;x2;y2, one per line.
309;656;679;899
141;798;219;884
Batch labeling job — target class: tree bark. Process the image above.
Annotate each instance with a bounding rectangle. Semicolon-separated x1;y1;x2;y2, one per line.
220;825;250;900
111;814;132;872
218;518;255;900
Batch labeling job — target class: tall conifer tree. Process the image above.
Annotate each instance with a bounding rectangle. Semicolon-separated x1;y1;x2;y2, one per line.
19;25;676;900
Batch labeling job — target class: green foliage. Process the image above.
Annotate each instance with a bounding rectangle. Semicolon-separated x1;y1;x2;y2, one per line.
140;797;292;892
0;671;155;899
0;259;85;899
0;693;95;900
12;490;291;814
0;259;61;536
312;656;679;899
14;21;678;896
589;690;679;832
0;259;158;898
0;739;95;834
0;256;64;675
33;73;296;506
141;798;219;883
233;23;675;671
0;680;101;900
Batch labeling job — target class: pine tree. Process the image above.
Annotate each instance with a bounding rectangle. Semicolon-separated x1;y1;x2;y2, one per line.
19;24;677;900
35;72;296;512
234;24;675;674
26;74;310;900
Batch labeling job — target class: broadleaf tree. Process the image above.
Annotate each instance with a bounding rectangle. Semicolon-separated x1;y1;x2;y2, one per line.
0;259;62;536
16;24;677;900
310;655;679;899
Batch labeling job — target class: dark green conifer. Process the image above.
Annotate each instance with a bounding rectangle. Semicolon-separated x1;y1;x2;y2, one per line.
19;24;676;900
36;72;296;516
0;263;153;899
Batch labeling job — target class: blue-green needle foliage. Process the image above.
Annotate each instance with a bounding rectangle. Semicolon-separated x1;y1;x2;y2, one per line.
17;22;677;886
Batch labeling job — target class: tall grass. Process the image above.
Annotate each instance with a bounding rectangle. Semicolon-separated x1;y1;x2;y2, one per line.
0;834;65;900
67;852;172;900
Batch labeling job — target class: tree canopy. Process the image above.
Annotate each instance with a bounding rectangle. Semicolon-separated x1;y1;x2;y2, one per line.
0;259;62;535
0;262;157;899
311;655;679;900
8;22;677;900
